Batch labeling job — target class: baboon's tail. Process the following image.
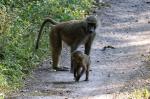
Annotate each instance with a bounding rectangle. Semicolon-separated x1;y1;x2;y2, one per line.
35;18;58;49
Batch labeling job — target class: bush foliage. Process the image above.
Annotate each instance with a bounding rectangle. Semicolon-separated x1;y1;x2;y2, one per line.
0;0;94;93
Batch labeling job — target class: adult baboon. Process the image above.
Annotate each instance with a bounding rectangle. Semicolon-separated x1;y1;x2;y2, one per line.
35;16;97;72
72;51;91;81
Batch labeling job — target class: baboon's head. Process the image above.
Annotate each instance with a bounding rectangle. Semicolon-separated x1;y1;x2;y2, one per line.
86;15;97;34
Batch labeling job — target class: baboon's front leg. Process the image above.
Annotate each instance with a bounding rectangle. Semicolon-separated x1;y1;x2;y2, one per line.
84;34;95;55
70;44;78;73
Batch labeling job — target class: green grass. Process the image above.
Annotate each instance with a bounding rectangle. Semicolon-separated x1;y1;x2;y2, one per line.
0;0;96;94
0;0;110;95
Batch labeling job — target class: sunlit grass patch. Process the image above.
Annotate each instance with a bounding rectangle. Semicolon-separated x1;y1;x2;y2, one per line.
129;89;150;99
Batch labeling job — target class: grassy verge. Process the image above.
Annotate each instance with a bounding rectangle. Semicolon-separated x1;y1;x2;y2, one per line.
0;0;95;95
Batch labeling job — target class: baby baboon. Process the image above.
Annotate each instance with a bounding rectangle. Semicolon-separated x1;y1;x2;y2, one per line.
35;16;97;72
72;51;91;81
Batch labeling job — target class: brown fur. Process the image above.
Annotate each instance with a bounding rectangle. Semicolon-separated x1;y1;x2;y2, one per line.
35;16;96;71
72;51;91;81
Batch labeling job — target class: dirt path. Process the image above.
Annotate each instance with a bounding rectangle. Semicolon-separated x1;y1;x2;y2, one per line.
9;0;150;98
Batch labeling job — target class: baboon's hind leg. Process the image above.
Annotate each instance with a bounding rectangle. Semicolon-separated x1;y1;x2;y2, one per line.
50;32;69;71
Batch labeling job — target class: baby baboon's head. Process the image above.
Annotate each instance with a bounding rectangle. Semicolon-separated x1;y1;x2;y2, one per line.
72;51;84;64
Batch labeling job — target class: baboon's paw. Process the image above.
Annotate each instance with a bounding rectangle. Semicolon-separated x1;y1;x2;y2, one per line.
54;67;69;71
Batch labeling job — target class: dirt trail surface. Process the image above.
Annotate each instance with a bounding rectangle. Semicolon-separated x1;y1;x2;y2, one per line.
9;0;150;99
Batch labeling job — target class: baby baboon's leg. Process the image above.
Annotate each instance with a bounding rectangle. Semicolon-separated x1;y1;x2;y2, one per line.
76;66;85;81
76;67;81;81
73;62;77;79
71;59;75;73
74;69;77;79
85;65;89;81
71;45;78;73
